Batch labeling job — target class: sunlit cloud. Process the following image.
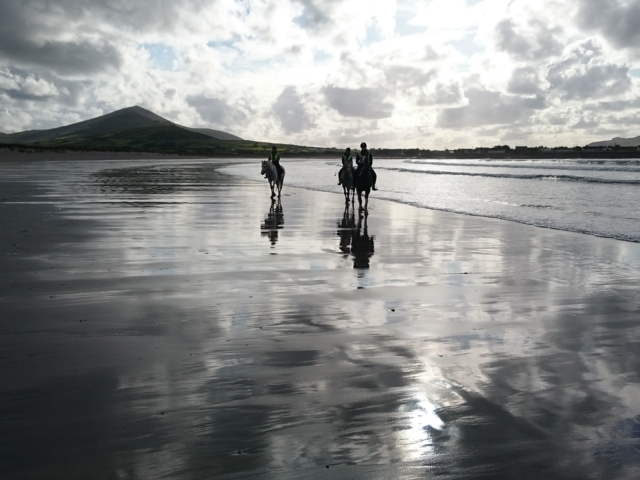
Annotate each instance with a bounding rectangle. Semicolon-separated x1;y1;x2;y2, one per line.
0;0;639;147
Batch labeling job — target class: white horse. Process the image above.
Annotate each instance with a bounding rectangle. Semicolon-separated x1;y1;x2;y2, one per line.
261;160;285;198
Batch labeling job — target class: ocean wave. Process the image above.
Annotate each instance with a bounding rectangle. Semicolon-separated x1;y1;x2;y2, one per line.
406;160;640;173
377;167;640;185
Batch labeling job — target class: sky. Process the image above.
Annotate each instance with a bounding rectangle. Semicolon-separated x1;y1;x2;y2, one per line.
0;0;639;148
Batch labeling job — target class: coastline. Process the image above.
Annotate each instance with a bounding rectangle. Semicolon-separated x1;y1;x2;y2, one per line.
1;160;640;479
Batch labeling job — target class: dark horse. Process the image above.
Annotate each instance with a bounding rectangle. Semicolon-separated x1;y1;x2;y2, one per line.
355;160;372;212
339;165;355;204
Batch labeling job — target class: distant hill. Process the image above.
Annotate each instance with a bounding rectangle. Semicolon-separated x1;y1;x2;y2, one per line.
0;105;334;156
588;135;640;147
3;106;172;144
0;105;243;146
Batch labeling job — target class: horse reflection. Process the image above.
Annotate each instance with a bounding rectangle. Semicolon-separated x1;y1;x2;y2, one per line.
337;205;357;256
337;206;375;268
351;212;374;269
261;198;284;246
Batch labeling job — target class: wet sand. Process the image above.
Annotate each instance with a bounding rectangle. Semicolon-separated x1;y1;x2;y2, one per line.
0;148;207;163
1;160;640;479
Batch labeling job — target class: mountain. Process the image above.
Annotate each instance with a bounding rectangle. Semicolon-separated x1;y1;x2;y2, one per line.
0;106;334;156
183;127;243;141
588;135;640;147
0;106;244;146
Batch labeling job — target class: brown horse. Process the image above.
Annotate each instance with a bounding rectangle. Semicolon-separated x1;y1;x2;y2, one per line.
339;166;355;204
355;162;372;212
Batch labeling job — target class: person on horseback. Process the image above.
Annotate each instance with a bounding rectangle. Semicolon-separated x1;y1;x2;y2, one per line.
356;142;377;190
337;147;354;186
268;146;284;180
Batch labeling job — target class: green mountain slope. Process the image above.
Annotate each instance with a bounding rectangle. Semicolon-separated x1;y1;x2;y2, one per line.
3;106;172;144
0;105;335;156
182;127;243;141
0;106;244;145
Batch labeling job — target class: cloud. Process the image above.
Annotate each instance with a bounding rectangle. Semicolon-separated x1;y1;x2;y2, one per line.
0;0;639;147
0;1;123;75
507;67;542;95
495;18;564;60
584;98;640;111
418;82;463;105
187;95;248;127
0;69;63;101
607;114;640;125
322;86;394;119
547;40;631;100
573;118;599;129
0;39;122;76
437;89;545;128
272;86;315;134
383;65;436;89
576;0;640;50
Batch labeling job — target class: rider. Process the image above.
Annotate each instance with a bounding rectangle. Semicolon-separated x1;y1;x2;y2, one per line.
355;142;378;190
268;146;284;179
337;147;354;186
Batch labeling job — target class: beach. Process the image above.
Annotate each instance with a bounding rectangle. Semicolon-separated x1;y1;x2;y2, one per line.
2;159;640;479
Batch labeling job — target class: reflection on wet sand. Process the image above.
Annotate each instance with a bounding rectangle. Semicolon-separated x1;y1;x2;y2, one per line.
337;205;356;256
337;207;375;269
351;212;375;269
2;161;640;479
261;198;284;246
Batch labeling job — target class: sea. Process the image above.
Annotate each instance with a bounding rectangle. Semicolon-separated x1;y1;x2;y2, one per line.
219;158;640;243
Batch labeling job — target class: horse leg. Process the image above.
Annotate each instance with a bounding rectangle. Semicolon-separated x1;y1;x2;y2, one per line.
364;190;369;212
357;189;363;211
270;181;275;198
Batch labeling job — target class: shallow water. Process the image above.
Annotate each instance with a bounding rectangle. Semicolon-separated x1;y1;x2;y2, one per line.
1;159;640;479
222;158;640;242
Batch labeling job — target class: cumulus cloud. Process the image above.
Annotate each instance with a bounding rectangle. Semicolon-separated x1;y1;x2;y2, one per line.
272;86;315;134
437;89;545;128
418;82;463;106
0;1;123;75
547;40;631;101
187;95;248;127
383;66;436;89
0;0;639;147
495;18;564;60
322;86;394;119
508;67;543;95
0;69;63;101
576;0;640;50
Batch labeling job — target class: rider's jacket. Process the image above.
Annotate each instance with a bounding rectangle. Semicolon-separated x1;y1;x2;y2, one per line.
356;149;372;168
342;153;353;167
269;153;281;163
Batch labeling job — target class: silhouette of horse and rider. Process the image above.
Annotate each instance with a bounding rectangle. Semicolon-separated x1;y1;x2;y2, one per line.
259;144;375;267
261;197;284;246
336;206;375;269
261;146;285;198
261;142;377;212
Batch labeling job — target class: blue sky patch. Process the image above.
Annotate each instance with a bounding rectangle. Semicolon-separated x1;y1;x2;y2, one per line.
144;43;176;71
